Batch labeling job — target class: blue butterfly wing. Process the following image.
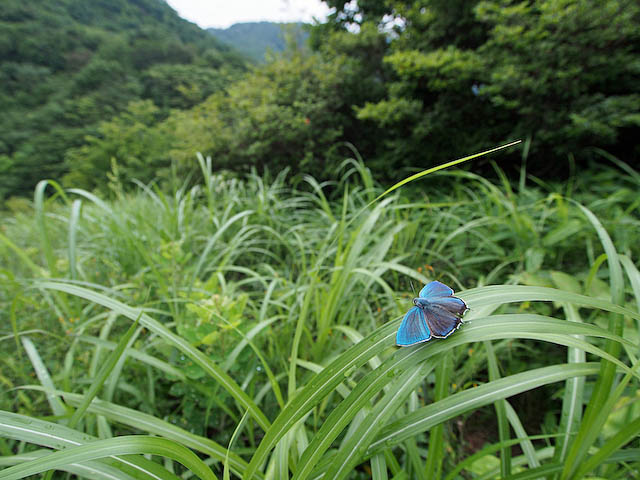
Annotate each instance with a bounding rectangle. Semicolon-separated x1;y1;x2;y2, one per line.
396;306;431;346
427;296;468;316
419;280;454;299
423;304;462;338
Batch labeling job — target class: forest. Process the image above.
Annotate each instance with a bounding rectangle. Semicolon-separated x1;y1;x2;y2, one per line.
1;1;639;479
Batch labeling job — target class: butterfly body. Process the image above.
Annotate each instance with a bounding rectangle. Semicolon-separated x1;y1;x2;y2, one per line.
396;280;468;347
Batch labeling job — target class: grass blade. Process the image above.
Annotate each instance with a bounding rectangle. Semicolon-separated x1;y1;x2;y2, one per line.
485;341;511;477
424;352;451;480
0;435;216;480
68;313;140;428
572;416;640;479
0;410;182;480
34;281;271;432
20;337;66;418
561;202;625;479
369;363;601;452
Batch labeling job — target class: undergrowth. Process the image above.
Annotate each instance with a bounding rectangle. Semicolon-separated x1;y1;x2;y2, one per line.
0;151;639;479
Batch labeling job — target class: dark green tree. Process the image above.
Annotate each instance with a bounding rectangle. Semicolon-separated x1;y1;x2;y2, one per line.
0;0;246;200
64;100;174;190
317;0;640;174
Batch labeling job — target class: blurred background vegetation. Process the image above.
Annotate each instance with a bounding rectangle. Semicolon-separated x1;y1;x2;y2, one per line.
1;0;638;203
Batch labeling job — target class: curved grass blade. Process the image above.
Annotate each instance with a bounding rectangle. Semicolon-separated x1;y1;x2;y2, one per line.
369;363;601;453
424;351;451;480
29;389;260;480
0;410;181;480
68;199;82;280
75;335;187;380
243;321;398;480
572;416;640;479
443;434;560;480
34;281;270;432
0;450;140;480
371;141;522;205
324;367;430;480
0;435;216;480
504;402;540;470
20;337;66;418
370;453;388;480
34;180;69;278
294;314;630;480
552;303;585;467
291;348;439;480
461;285;639;320
485;341;511;477
245;284;639;479
69;313;140;428
561;202;625;479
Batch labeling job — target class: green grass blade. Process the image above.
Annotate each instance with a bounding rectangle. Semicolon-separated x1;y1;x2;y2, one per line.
371;141;522;205
291;348;438;480
243;320;398;480
324;366;431;480
371;453;389;480
0;232;41;274
620;254;640;329
424;352;451;480
75;335;187;380
68;314;140;428
369;363;601;452
461;285;638;320
0;435;217;480
504;402;540;470
572;416;640;479
561;202;626;479
485;341;511;477
34;281;271;432
0;450;140;480
20;337;66;418
502;463;564;479
38;390;259;479
249;307;634;479
552;303;585;468
443;434;560;480
34;180;66;277
67;199;82;280
0;410;182;480
224;410;250;480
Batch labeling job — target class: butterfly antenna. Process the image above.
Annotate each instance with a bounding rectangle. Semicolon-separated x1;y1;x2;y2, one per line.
409;280;417;296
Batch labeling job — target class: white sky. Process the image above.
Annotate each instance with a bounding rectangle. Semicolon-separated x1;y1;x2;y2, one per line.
165;0;331;29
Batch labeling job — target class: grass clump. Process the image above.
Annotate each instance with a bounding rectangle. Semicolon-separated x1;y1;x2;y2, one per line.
0;152;639;479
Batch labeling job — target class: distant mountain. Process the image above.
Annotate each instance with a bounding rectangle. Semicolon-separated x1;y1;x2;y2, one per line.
208;22;308;62
0;0;247;199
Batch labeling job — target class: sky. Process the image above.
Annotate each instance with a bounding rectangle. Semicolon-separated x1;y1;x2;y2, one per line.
165;0;332;29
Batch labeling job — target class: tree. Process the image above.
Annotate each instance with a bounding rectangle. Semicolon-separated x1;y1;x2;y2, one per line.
167;38;387;179
64;100;174;190
316;0;640;174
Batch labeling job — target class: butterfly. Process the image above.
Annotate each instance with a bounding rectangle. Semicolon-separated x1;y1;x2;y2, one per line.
396;280;468;346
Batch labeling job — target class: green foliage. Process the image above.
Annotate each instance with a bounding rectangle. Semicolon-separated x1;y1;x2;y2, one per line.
0;0;246;200
320;0;640;173
1;156;639;479
63;100;174;190
166;45;384;179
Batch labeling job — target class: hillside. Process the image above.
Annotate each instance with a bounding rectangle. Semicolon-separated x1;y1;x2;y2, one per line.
208;22;308;62
0;0;246;199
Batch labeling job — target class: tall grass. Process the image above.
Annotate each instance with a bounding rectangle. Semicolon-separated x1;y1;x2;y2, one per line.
1;150;639;479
